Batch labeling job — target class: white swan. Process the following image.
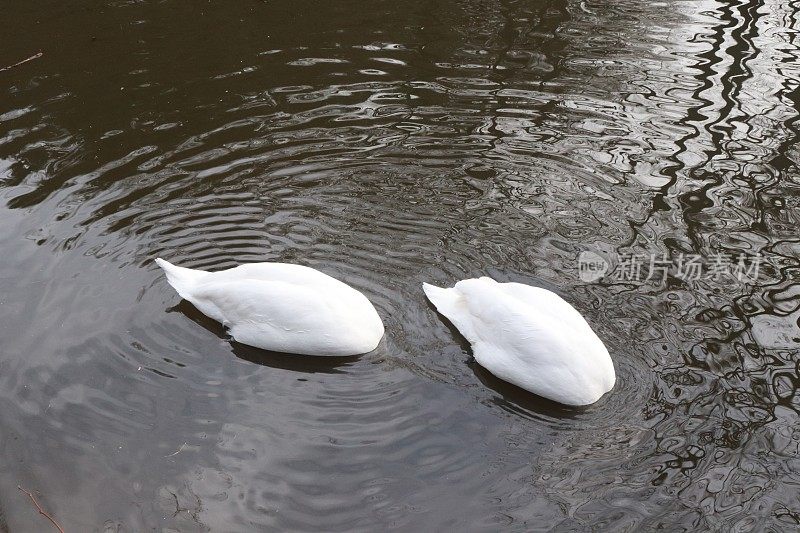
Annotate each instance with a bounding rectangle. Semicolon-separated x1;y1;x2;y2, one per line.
156;258;384;356
423;277;615;406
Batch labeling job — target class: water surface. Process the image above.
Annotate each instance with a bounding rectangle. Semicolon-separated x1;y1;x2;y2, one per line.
2;0;800;530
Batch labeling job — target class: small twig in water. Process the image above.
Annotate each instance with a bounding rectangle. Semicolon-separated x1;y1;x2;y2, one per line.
17;485;65;533
164;442;187;457
0;52;43;73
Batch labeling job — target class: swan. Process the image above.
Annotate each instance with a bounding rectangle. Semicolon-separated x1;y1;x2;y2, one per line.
155;258;384;356
423;277;615;406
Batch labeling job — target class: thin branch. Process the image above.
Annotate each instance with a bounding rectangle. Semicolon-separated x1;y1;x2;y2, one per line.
0;52;43;73
164;442;187;457
17;485;65;533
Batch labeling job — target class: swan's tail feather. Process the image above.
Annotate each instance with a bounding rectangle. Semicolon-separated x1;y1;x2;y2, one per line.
422;283;454;311
155;258;208;300
422;282;478;342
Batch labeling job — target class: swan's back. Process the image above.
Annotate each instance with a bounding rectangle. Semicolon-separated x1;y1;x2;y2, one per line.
208;262;344;288
156;259;384;356
424;277;615;405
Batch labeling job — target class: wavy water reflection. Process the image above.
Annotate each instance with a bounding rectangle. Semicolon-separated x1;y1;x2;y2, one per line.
1;0;799;530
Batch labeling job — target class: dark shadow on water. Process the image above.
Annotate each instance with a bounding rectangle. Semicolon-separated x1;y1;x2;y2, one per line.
229;342;360;373
168;300;361;374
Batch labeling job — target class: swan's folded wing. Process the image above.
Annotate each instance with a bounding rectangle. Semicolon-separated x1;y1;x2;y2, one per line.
497;283;595;335
456;282;568;357
189;279;360;355
457;281;588;376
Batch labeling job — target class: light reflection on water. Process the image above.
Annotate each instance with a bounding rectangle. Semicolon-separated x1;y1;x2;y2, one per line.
1;0;799;530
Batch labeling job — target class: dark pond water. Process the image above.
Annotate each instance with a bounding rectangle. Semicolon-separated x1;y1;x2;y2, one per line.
2;0;800;530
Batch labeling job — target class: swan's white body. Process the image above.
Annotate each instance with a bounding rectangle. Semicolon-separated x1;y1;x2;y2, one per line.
156;258;384;356
423;277;615;406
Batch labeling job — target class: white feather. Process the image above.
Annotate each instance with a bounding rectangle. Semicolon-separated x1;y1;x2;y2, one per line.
424;277;615;406
156;258;384;356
